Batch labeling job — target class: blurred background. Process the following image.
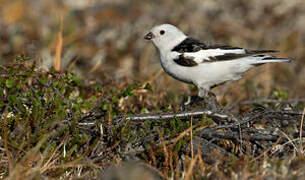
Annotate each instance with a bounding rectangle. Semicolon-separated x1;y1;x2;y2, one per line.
0;0;304;104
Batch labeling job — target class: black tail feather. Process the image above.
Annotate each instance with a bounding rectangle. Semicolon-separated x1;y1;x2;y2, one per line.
247;50;278;54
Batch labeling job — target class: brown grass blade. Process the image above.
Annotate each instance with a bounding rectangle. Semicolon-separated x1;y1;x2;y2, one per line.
41;135;67;173
299;107;305;153
190;116;194;159
169;127;192;145
141;69;164;89
185;154;199;180
250;136;282;162
141;162;169;180
3;107;14;173
89;60;102;73
53;13;63;72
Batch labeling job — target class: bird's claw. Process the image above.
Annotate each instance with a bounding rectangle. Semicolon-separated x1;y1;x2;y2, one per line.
182;94;219;111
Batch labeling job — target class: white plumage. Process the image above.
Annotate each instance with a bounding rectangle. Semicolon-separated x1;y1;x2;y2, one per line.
144;24;291;97
183;48;246;63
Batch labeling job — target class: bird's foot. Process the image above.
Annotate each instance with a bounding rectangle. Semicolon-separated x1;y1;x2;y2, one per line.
182;93;220;111
203;94;219;111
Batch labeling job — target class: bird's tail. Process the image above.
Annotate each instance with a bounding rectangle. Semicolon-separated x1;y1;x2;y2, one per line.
252;56;292;66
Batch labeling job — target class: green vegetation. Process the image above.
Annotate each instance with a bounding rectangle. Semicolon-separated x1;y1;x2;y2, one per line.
0;59;195;179
1;58;304;179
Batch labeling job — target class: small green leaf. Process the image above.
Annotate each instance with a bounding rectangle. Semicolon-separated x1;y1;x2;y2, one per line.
134;83;142;88
39;75;47;85
0;101;4;108
95;85;102;91
7;94;18;104
272;90;288;100
77;97;83;104
144;83;152;91
90;96;97;103
121;87;134;97
5;78;14;88
111;96;118;103
102;103;108;111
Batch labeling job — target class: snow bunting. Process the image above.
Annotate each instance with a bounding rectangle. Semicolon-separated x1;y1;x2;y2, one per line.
144;24;292;97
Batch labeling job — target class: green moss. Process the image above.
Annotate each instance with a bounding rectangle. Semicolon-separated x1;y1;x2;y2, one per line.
1;58;301;179
5;78;15;88
272;90;289;100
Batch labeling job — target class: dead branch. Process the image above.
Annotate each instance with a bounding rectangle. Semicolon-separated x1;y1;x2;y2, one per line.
198;130;284;142
241;98;305;105
191;136;235;164
113;109;230;124
267;110;304;116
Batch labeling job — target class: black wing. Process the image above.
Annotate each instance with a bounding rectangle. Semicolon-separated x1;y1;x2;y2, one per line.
171;37;278;67
173;54;198;67
172;37;277;54
171;37;208;53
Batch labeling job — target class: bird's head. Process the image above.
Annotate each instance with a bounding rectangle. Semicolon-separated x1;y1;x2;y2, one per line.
144;24;187;52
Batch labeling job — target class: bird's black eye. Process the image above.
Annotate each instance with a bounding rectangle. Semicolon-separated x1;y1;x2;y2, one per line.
160;30;165;35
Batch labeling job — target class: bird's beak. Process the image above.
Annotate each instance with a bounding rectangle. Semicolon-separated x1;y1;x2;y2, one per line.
144;32;154;40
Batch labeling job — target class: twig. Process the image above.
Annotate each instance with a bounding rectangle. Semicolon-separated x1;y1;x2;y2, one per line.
0;64;8;71
114;110;229;124
265;110;304;116
241;98;305;105
3;106;13;173
198;131;284;142
280;130;299;153
270;137;305;156
78;122;96;126
199;110;302;134
78;109;302;128
46;162;100;170
191;116;194;159
158;131;169;176
192;136;235;158
199;112;266;133
299;107;305;153
78;110;229;127
41;135;68;173
169;127;192;145
250;136;282;162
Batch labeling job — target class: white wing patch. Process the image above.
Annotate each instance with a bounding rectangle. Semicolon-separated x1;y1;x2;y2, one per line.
183;48;246;62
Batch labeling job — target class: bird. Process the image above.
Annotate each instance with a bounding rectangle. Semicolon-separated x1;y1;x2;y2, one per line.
144;24;292;98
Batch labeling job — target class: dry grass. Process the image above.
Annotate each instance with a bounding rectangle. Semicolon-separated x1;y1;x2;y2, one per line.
299;107;305;154
0;0;303;101
53;13;63;72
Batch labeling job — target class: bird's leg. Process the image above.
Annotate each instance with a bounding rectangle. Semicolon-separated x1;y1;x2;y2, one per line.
204;91;219;110
182;88;219;110
182;88;207;107
181;95;205;110
198;88;208;98
196;88;218;110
